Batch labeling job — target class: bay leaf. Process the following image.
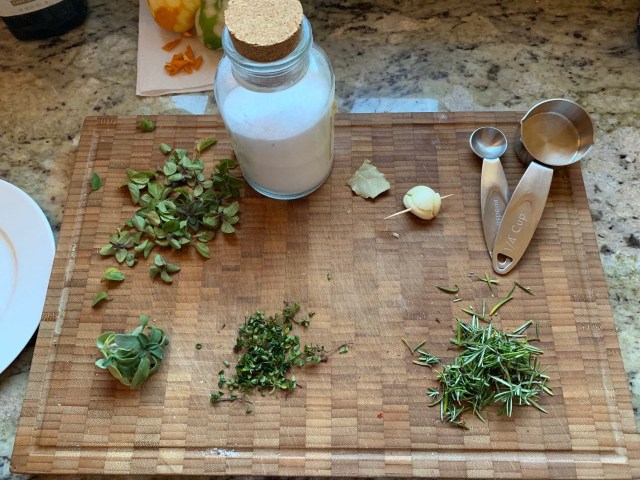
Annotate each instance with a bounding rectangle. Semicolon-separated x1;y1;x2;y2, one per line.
347;159;390;199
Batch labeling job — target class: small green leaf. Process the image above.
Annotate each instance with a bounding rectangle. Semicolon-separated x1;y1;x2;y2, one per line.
92;291;108;307
143;241;155;258
222;202;239;217
128;183;140;204
162;219;180;233
196;137;217;153
163;162;178;176
130;356;151;389
154;254;166;267
148;181;164;199
196;343;203;350
114;334;142;350
196;242;211;259
100;244;116;256
164;262;180;273
196;230;215;243
125;253;137;267
91;172;102;191
160;143;172;154
115;249;127;263
221;222;235;234
160;270;172;283
149;265;161;279
138;118;156;132
104;267;125;282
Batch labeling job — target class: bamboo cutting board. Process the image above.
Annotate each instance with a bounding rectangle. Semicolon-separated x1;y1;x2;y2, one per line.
12;113;640;478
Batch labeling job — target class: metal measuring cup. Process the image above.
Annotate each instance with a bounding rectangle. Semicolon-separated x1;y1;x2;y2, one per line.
492;99;595;275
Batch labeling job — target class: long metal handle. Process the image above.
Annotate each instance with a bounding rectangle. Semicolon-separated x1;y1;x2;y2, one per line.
480;158;510;258
492;161;554;275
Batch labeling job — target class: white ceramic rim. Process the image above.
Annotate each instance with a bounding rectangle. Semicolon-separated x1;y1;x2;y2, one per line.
0;179;55;374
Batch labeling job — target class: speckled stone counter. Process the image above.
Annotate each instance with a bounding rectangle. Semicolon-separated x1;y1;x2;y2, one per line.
1;0;639;478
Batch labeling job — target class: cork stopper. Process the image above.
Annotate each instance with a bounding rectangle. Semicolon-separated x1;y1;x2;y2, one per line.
224;0;304;62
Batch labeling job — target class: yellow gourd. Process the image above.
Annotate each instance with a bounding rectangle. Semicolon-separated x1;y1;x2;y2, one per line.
147;0;202;33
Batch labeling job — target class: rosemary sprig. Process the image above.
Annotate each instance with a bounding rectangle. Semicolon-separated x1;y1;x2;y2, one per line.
428;316;552;428
413;348;441;367
404;339;440;367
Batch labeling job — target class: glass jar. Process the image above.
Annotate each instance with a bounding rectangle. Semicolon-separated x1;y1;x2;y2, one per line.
0;0;88;41
214;17;335;200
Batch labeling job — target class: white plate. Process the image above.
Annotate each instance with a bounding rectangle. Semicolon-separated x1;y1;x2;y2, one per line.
0;179;55;374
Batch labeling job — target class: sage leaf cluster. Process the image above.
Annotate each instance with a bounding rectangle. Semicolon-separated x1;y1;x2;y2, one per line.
95;315;169;389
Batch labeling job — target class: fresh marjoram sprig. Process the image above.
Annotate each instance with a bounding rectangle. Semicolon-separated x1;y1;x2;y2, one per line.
427;315;552;428
100;139;242;282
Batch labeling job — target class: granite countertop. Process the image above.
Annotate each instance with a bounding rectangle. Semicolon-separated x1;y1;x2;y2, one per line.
1;0;639;478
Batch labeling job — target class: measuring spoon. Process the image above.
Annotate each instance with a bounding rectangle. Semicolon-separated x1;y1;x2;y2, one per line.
469;127;510;259
492;99;594;275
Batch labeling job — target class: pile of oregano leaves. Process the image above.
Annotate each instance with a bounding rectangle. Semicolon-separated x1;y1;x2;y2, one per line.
211;302;341;413
99;139;242;286
95;315;169;389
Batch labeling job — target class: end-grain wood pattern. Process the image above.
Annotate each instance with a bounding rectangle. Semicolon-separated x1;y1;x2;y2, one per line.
11;113;640;478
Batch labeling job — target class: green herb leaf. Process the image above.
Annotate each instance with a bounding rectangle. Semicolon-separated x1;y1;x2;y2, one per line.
196;137;217;153
91;172;102;191
92;291;108;307
103;267;125;282
139;118;156;132
196;242;211;259
222;201;239;217
196;343;203;350
160;143;172;154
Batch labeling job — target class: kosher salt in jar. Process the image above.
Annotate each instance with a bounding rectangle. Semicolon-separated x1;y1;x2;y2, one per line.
214;0;335;200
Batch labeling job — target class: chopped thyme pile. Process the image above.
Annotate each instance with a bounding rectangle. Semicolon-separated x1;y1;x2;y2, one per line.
210;302;329;412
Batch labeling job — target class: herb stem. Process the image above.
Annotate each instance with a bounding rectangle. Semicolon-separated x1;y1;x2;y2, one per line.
488;295;513;316
436;284;459;294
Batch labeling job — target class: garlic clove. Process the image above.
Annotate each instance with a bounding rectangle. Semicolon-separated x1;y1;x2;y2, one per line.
403;185;441;219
